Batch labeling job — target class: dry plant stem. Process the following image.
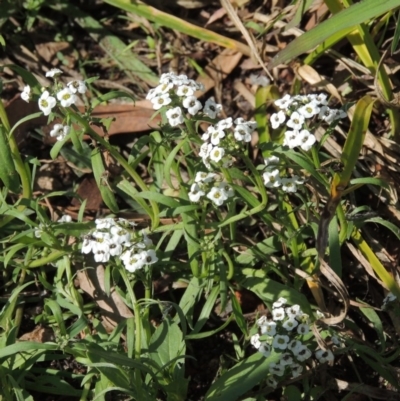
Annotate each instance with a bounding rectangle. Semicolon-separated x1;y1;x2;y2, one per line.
374;49;400;109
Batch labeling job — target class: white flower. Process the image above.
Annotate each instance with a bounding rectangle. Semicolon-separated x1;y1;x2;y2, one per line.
283;130;301;149
272;334;290;350
209;127;225;145
298;129;316;151
67;80;87;94
282;318;298;331
286;111;305;130
217;117;233;130
250;333;261;349
110;225;130;245
314;93;328;105
82;236;94;254
49;124;70;141
272;306;286;320
38;91;56;116
146;88;158;100
260;321;277;337
266;376;278;389
285;305;301;318
207;186;228;206
318;106;336;123
297;323;310;335
46;68;63;77
218;182;234;198
290;363;303;378
275;94;292;110
199;142;212;158
21;85;31;102
58;214;72;223
281;177;299;193
95;218;115;230
159;72;176;84
154;82;174;95
279;353;294;366
182;95;202;115
273;297;287;308
294;345;312;362
288;340;302;353
109;243;122;256
270;110;286;129
141;249;158;265
269;362;285;376
121;249;146;272
57;87;77;107
166;106;184;126
315;349;334;363
233;124;252;142
263;169;281;188
176;84;194;97
195;172;216;183
209;146;225;163
151;93;172;110
203;97;222;119
298;102;320;118
94;249;110;263
188;183;205;202
259;343;271;357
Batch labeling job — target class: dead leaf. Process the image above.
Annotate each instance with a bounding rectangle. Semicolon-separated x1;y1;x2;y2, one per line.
19;326;54;342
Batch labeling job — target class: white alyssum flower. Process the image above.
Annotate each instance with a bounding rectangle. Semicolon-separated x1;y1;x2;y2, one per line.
233;124;252;142
298;102;320;118
203;97;222;119
166;106;184;126
176;84;194;97
49;124;70;141
283;130;301;149
263;169;281;188
209;146;225;163
38;91;56;116
285;305;301;318
218;182;234;198
67;80;87;94
270;110;286;129
275;94;292;110
46;68;63;77
259;342;271;357
294;345;312;362
217;117;233;130
250;333;261;349
195;172;216;183
264;155;280;167
266;376;278;389
209;127;225;145
269;362;285;376
281;176;303;193
58;214;72;223
21;85;31;102
290;363;303;378
151;93;172;110
315;349;334;363
279;353;294;366
272;334;290;350
282;318;299;331
57;87;77;107
273;297;287;308
155;82;174;95
121;249;146;272
298;129;316;151
206;186;228;206
188;183;205;202
286;111;305;130
260;321;277;337
297;323;310;335
182;95;202;115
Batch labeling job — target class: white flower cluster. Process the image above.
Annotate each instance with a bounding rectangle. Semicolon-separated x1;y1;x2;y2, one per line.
21;68;87;141
81;218;158;273
199;117;256;169
250;297;334;389
188;172;234;206
262;155;304;193
271;93;346;151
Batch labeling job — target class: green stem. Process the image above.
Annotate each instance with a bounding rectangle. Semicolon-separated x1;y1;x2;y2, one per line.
71;111;160;229
27;250;67;268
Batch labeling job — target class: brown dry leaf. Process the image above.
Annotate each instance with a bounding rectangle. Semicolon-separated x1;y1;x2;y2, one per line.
5;95;161;146
205;7;227;26
71;176;103;211
295;64;342;102
19;326;54;343
77;265;133;333
195;49;243;96
35;41;71;64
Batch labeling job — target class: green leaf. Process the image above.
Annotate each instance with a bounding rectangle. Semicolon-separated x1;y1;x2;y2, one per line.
269;0;400;68
205;351;280;400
